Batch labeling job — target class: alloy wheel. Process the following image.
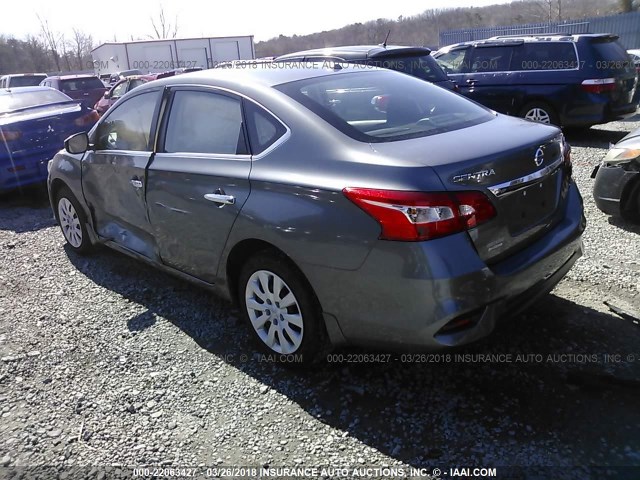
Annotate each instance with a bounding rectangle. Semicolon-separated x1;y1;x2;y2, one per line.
524;107;551;124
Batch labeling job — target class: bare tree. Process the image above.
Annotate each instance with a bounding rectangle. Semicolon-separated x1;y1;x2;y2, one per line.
37;14;61;71
69;29;94;70
149;5;179;39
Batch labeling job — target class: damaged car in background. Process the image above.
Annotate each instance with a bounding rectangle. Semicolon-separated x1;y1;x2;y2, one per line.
592;127;640;222
0;86;99;193
48;65;584;364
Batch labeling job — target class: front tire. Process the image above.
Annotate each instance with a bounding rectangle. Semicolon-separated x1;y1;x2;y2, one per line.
238;252;328;364
55;186;93;254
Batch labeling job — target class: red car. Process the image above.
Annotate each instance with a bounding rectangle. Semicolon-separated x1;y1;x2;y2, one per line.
94;75;149;116
40;75;106;109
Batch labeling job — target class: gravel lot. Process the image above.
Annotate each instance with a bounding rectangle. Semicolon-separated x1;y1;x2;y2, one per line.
1;115;639;479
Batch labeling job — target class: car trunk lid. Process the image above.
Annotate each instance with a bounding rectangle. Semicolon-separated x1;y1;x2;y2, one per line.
0;102;89;181
369;115;571;262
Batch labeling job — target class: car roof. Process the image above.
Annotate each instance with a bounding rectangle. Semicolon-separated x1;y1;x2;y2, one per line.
1;73;47;78
439;33;619;50
277;44;431;61
138;62;386;91
45;74;100;80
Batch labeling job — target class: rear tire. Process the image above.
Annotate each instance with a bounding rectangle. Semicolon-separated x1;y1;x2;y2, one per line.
55;186;93;254
238;251;329;365
519;101;560;126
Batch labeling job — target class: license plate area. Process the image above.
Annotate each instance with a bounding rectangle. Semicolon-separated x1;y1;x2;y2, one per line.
503;169;561;235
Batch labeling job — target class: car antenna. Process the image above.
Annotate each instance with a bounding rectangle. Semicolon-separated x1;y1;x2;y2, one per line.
382;30;391;48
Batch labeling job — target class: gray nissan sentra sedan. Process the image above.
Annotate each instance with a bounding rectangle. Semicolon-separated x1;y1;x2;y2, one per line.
48;63;585;363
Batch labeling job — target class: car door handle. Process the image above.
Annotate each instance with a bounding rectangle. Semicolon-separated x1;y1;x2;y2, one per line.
204;193;235;205
130;179;143;189
466;78;477;84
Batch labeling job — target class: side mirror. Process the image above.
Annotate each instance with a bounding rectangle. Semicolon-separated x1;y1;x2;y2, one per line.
65;132;89;155
104;91;111;99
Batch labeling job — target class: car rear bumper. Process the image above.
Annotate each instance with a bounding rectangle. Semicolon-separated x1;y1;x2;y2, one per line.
560;92;637;127
592;161;640;216
305;181;585;350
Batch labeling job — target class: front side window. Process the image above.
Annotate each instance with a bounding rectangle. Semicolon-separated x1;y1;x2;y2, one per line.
276;70;493;142
164;90;246;155
435;49;468;74
95;91;159;151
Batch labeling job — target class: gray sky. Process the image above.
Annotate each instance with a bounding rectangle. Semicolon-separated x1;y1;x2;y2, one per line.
7;0;513;44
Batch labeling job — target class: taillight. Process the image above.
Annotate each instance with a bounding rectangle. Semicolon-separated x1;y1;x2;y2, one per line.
342;188;496;241
581;78;616;94
0;129;22;142
75;109;100;127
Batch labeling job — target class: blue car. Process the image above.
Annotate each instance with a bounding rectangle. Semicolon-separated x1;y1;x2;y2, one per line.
434;34;637;128
0;86;99;192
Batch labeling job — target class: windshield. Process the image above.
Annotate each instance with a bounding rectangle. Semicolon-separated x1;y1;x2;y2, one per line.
276;70;493;142
0;89;73;113
8;75;47;87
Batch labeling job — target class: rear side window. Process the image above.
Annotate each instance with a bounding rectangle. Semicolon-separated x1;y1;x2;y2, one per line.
513;42;578;70
60;77;104;92
469;46;514;72
129;79;146;90
164;90;247;155
245;102;287;155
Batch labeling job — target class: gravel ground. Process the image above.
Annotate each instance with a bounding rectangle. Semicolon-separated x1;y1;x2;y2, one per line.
1;115;640;479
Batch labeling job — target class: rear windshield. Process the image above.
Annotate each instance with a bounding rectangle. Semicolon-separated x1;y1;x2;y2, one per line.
61;77;104;92
7;75;47;87
368;54;448;82
0;89;72;113
591;39;636;73
276;70;493;142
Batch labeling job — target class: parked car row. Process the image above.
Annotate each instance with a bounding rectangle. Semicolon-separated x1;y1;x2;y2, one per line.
1;66;207;193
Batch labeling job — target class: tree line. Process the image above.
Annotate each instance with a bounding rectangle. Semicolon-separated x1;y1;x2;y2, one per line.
255;0;633;57
0;0;636;75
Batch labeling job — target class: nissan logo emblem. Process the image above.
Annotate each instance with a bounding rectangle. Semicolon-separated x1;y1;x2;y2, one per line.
534;147;544;167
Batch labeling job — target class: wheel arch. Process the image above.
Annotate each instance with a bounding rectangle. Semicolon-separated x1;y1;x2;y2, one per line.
225;238;319;309
49;178;70;220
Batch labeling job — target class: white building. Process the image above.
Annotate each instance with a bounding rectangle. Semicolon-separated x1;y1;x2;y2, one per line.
91;36;255;75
